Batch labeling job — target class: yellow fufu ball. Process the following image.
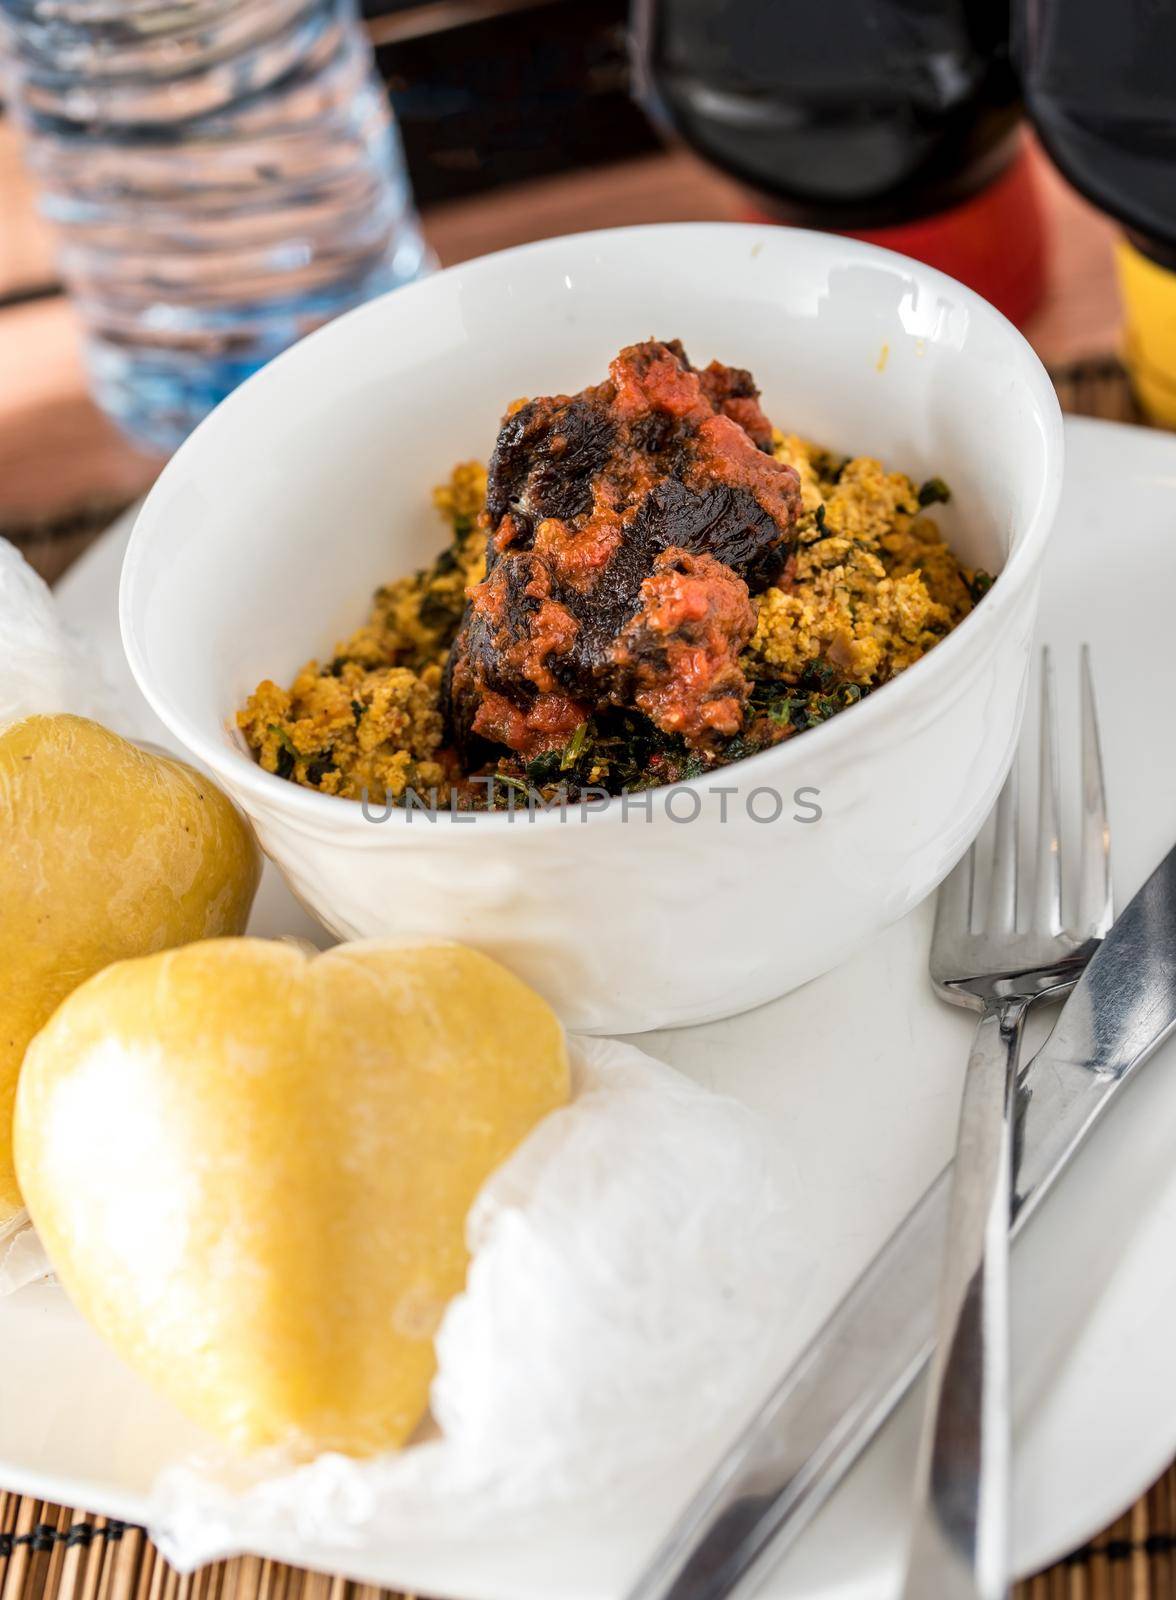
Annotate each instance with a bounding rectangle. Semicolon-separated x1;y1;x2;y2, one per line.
15;937;570;1456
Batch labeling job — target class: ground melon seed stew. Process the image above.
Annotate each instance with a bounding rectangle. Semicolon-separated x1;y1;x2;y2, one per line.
239;340;991;808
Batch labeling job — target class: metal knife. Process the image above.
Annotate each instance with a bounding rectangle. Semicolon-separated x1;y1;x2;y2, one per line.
625;841;1176;1600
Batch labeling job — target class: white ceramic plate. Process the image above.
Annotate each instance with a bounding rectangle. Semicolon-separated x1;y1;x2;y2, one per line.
3;413;1176;1600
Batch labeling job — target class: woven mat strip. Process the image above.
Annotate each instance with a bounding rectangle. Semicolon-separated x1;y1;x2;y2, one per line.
3;355;1171;1600
1050;354;1146;426
6;1469;1176;1600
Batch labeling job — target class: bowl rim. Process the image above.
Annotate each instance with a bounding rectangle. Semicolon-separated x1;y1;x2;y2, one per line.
120;220;1064;833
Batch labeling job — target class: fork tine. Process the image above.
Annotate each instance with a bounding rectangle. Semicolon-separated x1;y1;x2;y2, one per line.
985;761;1019;934
1032;646;1063;935
1077;643;1114;937
935;841;975;940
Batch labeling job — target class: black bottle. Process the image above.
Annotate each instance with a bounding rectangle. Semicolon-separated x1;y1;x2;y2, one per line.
633;0;1048;324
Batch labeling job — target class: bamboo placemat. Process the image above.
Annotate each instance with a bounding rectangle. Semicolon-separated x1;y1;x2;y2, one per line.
2;356;1168;1600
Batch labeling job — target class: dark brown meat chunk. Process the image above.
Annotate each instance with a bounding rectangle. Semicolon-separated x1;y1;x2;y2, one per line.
442;339;801;761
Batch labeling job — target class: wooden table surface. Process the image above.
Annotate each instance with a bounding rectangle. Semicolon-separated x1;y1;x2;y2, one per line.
1;126;1124;559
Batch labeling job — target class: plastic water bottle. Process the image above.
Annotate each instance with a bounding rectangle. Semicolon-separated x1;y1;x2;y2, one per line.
0;0;433;453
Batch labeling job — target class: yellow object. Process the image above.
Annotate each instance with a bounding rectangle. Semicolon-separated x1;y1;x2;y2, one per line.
1116;237;1176;428
15;938;570;1457
0;714;260;1228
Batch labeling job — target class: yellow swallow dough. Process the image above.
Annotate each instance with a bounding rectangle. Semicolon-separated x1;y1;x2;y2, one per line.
0;714;260;1227
15;938;571;1456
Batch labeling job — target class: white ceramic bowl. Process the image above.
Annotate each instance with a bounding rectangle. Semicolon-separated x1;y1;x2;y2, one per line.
121;223;1063;1034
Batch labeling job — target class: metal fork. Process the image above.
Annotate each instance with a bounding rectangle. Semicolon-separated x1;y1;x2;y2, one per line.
900;645;1113;1600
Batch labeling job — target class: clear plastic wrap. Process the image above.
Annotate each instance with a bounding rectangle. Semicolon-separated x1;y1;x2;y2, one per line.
0;538;113;731
0;1218;52;1293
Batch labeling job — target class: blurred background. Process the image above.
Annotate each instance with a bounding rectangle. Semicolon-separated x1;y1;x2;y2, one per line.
0;0;1142;579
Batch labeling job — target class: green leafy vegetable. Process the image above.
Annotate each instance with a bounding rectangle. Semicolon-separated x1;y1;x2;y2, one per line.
561;721;591;771
917;477;952;508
